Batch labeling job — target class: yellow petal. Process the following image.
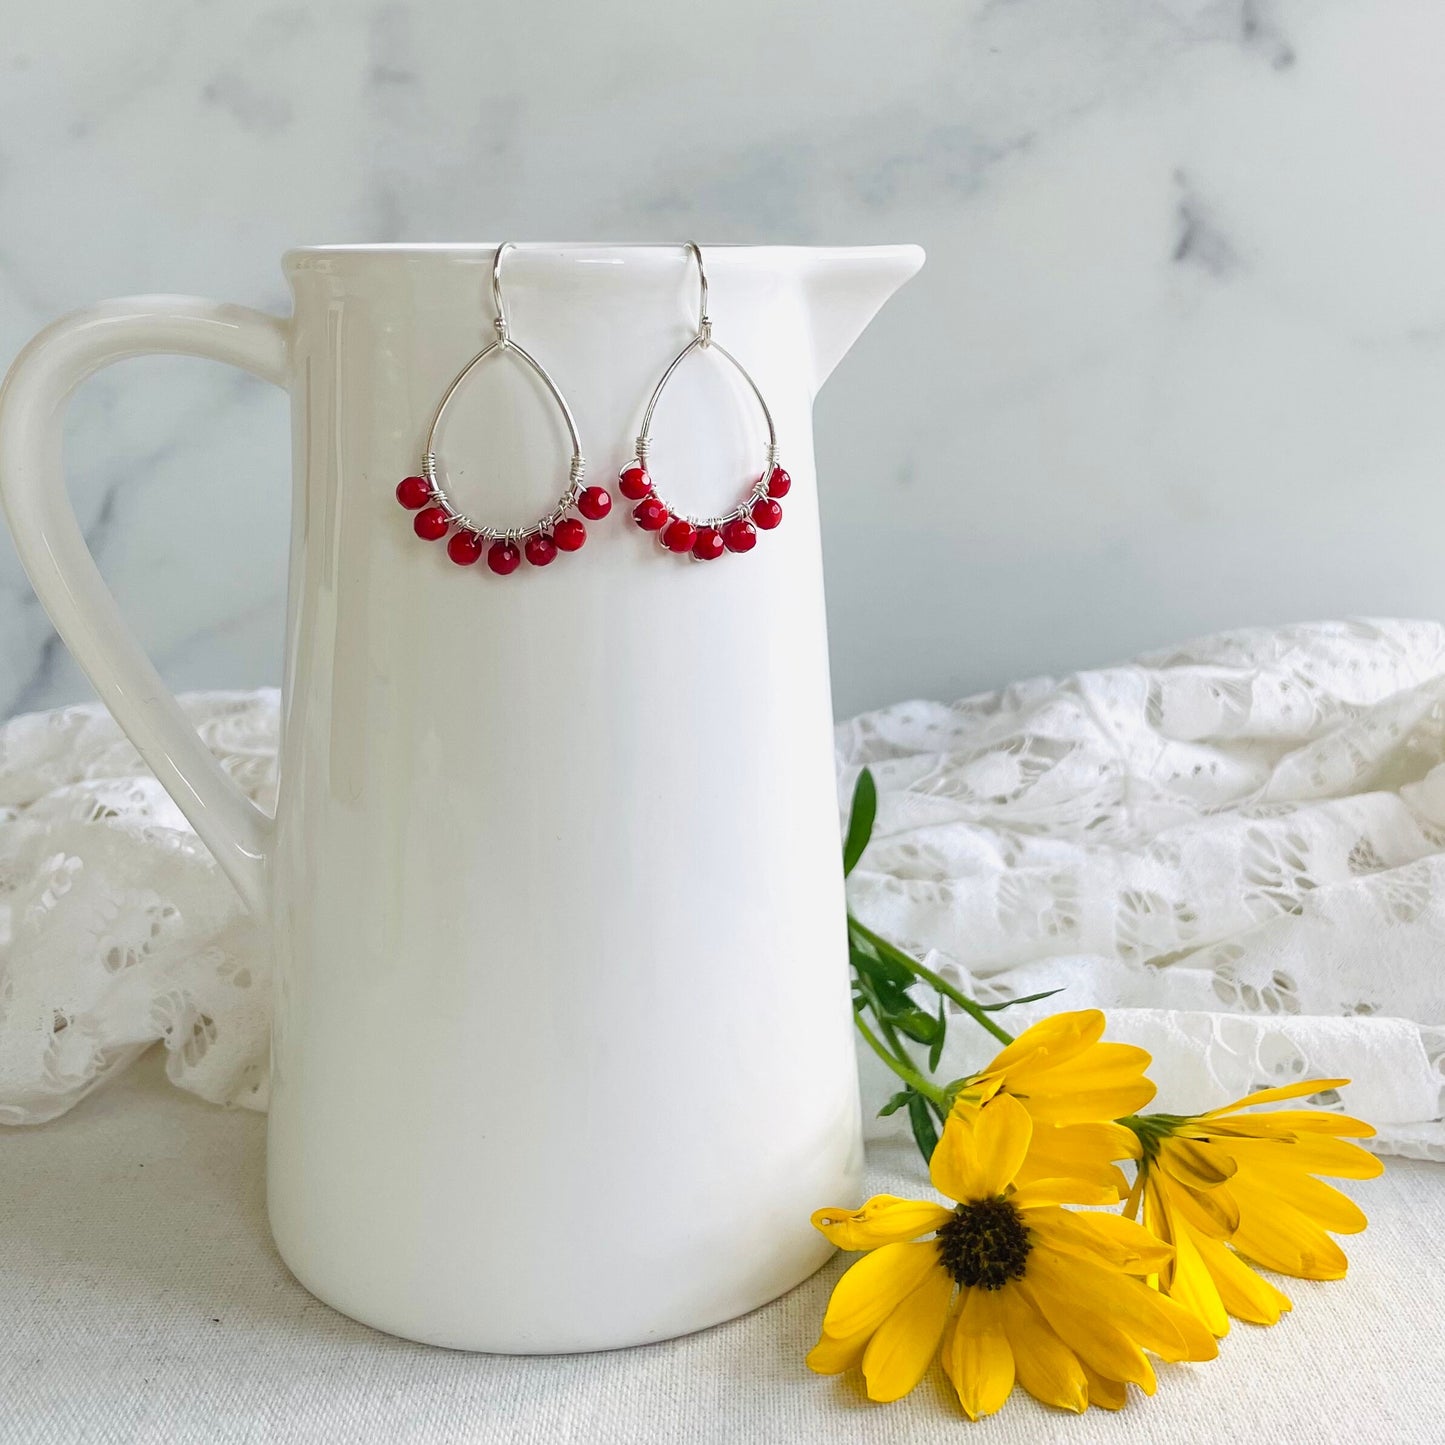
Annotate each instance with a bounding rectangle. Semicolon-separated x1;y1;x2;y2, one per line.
1027;1245;1218;1364
1220;1133;1383;1180
997;1285;1088;1414
1014;1121;1136;1195
1163;1176;1241;1238
980;1010;1106;1079
1203;1078;1350;1116
1189;1229;1293;1326
1021;1276;1155;1391
1011;1178;1121;1209
1006;1045;1157;1125
1028;1242;1219;1364
806;1327;871;1375
1239;1167;1368;1235
819;1241;942;1338
811;1195;955;1251
932;1094;1032;1203
1158;1137;1237;1190
1163;1212;1230;1338
1081;1364;1129;1411
1227;1178;1351;1279
951;1077;1004;1112
1027;1205;1174;1276
942;1287;1015;1421
1142;1178;1176;1288
1132;1286;1219;1363
860;1264;955;1402
1203;1110;1375;1140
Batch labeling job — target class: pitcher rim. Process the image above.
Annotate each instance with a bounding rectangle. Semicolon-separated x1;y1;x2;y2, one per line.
283;241;925;271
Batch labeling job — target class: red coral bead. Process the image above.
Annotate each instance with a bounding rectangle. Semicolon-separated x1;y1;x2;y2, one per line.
553;517;587;551
487;540;521;575
766;466;791;499
634;497;669;531
414;506;449;541
751;498;783;530
577;486;612;521
619;465;652;500
662;518;697;553
722;517;757;553
447;530;483;566
692;527;725;561
525;532;559;567
396;475;431;509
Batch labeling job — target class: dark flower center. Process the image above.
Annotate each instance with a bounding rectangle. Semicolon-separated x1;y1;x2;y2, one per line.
935;1197;1032;1290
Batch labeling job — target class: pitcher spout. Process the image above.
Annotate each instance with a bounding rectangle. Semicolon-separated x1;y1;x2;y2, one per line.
796;244;925;395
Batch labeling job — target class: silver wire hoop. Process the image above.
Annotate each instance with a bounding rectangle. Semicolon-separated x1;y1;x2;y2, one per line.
397;242;603;572
623;242;787;558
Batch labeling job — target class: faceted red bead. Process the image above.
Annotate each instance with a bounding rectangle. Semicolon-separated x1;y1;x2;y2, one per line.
577;486;612;521
447;530;483;566
634;497;669;531
692;527;725;561
619;465;652;500
662;518;697;553
414;506;450;541
751;498;783;530
487;540;521;575
766;466;791;499
722;517;757;553
553;517;587;551
525;532;559;567
396;475;431;509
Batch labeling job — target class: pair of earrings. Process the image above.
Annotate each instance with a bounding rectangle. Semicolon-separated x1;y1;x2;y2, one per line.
394;242;790;575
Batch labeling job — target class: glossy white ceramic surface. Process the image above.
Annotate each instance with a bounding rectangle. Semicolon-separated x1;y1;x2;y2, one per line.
0;243;922;1351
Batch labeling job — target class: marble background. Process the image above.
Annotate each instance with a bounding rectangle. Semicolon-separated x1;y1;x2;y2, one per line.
3;0;1444;721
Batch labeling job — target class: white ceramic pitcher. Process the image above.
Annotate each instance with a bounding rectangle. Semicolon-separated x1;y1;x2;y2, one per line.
0;242;923;1352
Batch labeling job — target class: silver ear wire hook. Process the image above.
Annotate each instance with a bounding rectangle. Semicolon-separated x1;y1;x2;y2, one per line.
491;241;513;341
686;240;711;345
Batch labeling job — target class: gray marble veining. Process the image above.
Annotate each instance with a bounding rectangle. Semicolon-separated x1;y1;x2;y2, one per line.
3;0;1445;720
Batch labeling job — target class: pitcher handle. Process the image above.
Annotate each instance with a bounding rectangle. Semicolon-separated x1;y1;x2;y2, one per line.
0;297;290;915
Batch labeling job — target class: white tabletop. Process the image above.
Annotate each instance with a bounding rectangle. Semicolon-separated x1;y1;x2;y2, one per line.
2;1051;1438;1444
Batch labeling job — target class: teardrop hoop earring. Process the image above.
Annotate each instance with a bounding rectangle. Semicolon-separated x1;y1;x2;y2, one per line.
394;242;613;575
618;242;791;562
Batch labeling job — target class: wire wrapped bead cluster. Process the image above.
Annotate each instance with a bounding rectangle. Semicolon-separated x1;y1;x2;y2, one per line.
395;457;612;575
395;241;783;576
618;454;791;561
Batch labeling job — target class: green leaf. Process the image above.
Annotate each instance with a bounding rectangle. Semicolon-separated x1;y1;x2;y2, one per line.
927;995;947;1073
906;1093;939;1163
842;768;878;877
850;943;914;995
877;1089;912;1118
849;917;926;981
978;987;1067;1013
891;1009;941;1046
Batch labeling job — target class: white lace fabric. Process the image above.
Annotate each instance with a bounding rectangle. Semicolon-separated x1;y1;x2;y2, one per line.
2;621;1442;1158
0;695;276;1124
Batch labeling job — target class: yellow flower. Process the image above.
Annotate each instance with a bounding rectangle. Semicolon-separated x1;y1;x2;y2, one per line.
952;1009;1155;1193
1125;1078;1382;1336
808;1095;1217;1417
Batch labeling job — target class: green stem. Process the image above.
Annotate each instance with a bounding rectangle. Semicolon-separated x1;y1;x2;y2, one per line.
848;915;1014;1046
873;1014;949;1122
853;1014;948;1108
874;1013;914;1067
